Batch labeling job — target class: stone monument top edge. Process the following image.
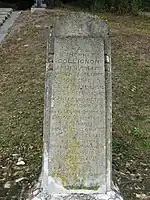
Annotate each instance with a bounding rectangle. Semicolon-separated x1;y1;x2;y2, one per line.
52;11;109;37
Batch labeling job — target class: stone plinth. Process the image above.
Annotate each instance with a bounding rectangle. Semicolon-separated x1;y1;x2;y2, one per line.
31;12;123;200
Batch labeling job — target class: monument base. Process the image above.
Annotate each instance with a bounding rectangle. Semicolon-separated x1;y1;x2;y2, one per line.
29;153;123;200
31;7;46;13
32;190;123;200
30;177;123;200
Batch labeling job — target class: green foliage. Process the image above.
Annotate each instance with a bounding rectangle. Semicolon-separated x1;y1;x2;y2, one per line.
144;139;150;148
131;127;144;138
131;126;150;149
112;138;130;154
131;0;142;14
141;0;150;10
47;0;149;14
47;0;62;8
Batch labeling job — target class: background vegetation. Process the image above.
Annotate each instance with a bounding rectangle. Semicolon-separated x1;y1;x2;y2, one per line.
47;0;150;14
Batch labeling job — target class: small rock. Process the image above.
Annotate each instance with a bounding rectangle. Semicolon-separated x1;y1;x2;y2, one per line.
4;181;11;188
16;158;25;166
16;160;25;166
24;44;29;47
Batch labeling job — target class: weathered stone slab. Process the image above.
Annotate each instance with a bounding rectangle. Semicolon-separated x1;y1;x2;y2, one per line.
49;36;106;189
0;16;6;20
0;11;21;42
0;10;11;26
0;12;10;16
32;12;123;200
0;8;13;12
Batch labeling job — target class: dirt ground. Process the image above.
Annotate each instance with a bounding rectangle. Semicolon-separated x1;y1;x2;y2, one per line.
0;9;150;200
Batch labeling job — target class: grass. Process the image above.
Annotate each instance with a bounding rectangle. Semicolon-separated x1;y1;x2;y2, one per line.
0;10;150;200
0;11;48;199
104;13;150;199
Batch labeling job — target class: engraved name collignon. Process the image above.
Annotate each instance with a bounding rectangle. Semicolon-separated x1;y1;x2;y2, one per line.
56;58;100;65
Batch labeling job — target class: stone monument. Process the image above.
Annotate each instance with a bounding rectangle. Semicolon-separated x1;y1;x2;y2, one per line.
32;12;123;200
32;0;46;8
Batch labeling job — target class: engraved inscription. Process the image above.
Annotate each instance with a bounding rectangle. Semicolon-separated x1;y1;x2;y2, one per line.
49;37;106;188
56;58;100;64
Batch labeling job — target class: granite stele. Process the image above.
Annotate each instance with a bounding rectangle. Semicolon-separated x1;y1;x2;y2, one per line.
32;12;123;200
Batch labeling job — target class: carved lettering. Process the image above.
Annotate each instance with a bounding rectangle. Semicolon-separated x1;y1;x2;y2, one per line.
49;37;106;187
56;58;100;65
